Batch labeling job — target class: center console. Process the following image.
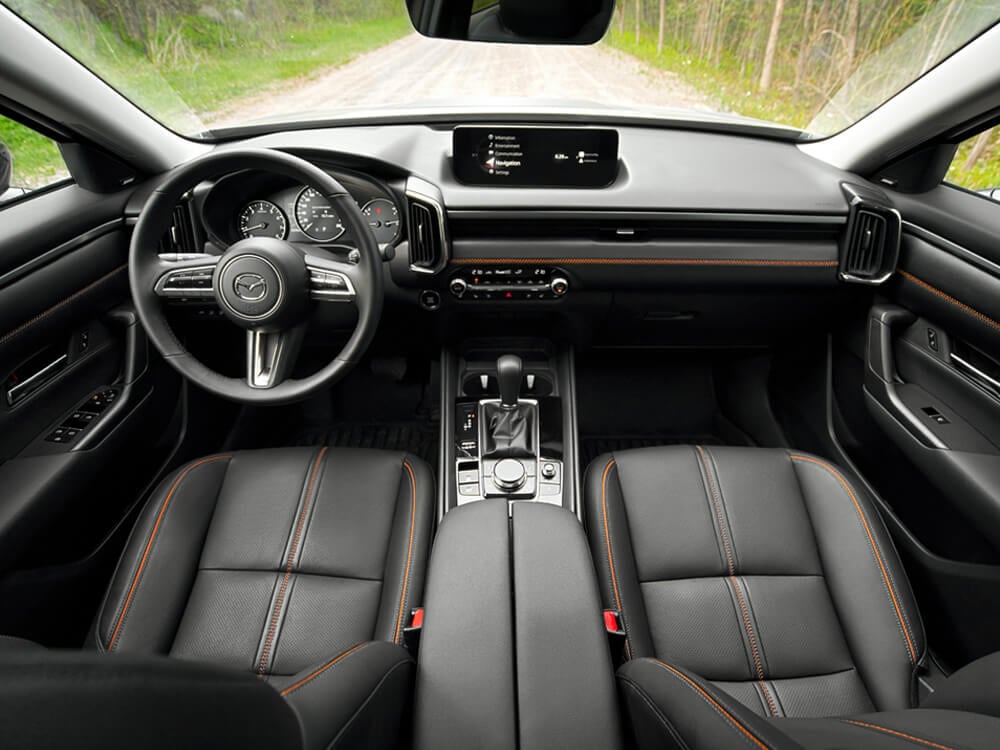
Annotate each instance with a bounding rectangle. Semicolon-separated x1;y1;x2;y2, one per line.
439;339;581;519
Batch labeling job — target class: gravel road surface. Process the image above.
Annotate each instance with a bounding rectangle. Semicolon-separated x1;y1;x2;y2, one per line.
209;33;712;127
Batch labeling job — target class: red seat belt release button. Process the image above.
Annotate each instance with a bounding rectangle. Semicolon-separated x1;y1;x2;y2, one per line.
604;609;624;636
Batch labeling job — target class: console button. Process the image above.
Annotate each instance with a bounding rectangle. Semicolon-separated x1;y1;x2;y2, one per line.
458;483;480;497
458;470;479;485
541;462;558;480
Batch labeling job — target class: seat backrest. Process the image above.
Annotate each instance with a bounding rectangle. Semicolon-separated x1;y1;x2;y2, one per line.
586;445;926;719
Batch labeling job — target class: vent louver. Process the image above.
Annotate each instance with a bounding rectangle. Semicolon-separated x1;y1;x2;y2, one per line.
158;203;198;254
839;187;901;285
405;177;449;274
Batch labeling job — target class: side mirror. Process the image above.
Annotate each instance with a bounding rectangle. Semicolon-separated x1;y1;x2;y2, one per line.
0;142;11;196
407;0;614;45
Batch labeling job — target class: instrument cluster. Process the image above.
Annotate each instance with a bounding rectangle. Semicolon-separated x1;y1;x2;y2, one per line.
201;168;404;250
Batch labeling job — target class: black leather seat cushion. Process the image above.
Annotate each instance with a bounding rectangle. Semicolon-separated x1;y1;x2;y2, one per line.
93;446;434;749
586;446;1000;749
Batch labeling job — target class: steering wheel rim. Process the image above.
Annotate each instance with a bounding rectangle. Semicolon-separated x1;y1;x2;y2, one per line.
129;148;384;404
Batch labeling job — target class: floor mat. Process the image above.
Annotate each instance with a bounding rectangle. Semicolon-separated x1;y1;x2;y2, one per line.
580;434;726;467
291;421;438;466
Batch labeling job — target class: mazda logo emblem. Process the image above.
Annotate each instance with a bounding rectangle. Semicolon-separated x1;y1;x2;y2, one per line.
233;273;267;302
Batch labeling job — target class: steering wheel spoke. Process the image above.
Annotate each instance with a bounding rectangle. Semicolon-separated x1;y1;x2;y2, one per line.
304;253;358;303
246;326;305;389
153;254;219;299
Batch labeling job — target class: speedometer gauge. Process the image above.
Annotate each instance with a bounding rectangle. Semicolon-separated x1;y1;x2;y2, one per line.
361;198;401;245
239;200;287;240
295;187;345;242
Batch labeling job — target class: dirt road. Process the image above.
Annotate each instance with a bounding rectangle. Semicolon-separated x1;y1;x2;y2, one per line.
208;34;712;128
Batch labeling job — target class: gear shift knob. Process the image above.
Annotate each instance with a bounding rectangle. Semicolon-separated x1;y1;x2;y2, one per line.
497;354;522;408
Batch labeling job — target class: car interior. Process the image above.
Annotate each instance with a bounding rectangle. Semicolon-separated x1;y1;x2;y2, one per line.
3;0;1000;748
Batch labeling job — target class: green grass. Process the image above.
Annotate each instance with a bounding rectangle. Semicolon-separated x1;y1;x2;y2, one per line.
2;13;413;190
0;116;66;190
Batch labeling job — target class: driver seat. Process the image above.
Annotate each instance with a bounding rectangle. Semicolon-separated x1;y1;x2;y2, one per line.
91;446;434;750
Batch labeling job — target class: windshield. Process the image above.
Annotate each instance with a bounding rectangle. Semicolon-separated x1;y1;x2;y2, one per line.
2;0;999;140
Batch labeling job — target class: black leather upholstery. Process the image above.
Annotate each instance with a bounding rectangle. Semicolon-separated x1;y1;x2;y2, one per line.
94;446;434;750
0;651;302;749
586;445;1000;749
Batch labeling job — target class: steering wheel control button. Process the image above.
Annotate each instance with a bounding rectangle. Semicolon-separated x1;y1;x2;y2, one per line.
493;458;527;492
156;266;216;297
308;269;355;301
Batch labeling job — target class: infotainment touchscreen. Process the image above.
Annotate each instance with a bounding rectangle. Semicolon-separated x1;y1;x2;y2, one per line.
452;126;619;188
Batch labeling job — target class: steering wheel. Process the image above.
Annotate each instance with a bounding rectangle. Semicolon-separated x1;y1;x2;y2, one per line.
129;148;384;404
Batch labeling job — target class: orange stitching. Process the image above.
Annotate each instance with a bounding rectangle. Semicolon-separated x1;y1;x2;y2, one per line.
695;446;735;575
107;455;231;651
393;461;417;644
653;661;771;750
844;720;953;750
258;446;328;676
899;270;1000;332
728;576;778;716
601;458;631;659
791;455;917;664
452;258;836;268
279;642;368;696
0;264;127;346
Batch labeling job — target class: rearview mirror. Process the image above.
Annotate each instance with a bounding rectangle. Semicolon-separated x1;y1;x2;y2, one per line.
0;142;11;196
406;0;614;44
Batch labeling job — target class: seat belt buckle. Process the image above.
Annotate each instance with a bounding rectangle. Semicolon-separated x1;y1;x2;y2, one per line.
403;607;424;655
604;609;627;663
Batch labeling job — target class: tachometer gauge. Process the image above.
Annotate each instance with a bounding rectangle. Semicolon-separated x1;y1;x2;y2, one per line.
239;200;287;240
295;187;345;242
361;198;401;245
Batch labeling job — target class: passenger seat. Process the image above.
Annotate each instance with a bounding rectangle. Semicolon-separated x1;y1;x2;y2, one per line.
585;446;1000;749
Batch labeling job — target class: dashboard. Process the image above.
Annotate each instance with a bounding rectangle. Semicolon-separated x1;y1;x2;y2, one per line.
140;120;883;346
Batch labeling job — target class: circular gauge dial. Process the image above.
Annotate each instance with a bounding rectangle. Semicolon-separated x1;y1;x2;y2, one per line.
361;198;401;245
295;188;345;242
238;200;287;240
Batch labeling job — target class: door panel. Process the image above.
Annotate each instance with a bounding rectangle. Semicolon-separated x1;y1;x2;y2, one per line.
0;181;183;645
853;183;1000;666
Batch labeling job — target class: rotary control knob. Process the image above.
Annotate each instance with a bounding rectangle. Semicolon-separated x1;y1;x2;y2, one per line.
493;458;527;492
449;278;468;298
550;277;569;296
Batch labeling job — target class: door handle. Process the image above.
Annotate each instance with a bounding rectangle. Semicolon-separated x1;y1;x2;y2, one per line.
5;353;68;406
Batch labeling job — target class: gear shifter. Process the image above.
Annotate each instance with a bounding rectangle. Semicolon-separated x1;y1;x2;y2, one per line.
483;354;535;459
497;354;522;408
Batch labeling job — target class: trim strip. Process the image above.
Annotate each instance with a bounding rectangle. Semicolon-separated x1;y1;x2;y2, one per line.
652;661;771;750
0;219;123;291
898;269;1000;332
452;258;837;267
393;460;418;644
843;720;953;750
0;263;127;346
790;455;918;664
107;455;232;651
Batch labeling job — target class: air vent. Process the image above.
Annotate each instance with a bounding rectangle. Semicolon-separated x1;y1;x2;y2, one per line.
840;187;901;285
158;203;198;254
405;177;449;274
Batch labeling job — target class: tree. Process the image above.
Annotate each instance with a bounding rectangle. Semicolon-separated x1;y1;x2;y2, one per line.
845;0;860;66
635;0;641;43
658;0;666;55
759;0;785;91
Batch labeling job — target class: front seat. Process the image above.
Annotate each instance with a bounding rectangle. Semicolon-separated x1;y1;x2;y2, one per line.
90;446;434;750
586;446;1000;749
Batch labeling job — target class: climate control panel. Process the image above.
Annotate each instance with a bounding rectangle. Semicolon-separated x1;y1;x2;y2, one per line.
448;266;569;301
